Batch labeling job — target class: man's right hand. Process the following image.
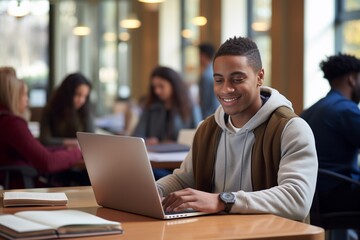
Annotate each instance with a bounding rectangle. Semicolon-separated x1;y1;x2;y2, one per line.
162;188;225;213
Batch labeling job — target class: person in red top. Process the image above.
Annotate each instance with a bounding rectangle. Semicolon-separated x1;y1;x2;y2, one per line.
0;66;83;188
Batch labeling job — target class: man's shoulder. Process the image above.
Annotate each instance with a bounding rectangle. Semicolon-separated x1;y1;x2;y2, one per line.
199;115;218;127
254;106;298;136
271;106;298;119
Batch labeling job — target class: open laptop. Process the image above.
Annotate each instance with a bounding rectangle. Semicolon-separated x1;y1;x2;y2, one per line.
76;132;208;220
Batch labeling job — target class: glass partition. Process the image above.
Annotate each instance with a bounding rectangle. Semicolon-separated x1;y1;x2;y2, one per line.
53;0;131;116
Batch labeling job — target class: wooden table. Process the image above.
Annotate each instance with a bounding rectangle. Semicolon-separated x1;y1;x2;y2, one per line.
0;187;324;240
148;151;187;169
150;160;182;169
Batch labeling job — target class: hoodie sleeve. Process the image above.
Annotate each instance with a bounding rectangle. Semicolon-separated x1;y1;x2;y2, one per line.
231;117;318;221
156;148;196;197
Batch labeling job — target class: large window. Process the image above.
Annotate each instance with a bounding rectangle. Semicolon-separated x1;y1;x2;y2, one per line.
53;0;132;116
248;0;272;86
0;1;49;107
181;0;201;84
0;0;276;113
336;0;360;57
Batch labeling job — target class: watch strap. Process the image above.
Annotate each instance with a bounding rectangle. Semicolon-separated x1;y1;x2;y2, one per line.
224;203;233;213
220;192;235;213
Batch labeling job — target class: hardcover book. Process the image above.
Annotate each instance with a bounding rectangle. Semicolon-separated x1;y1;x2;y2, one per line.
0;209;123;239
3;192;68;207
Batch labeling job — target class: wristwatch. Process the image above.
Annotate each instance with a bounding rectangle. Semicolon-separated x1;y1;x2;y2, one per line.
219;192;236;213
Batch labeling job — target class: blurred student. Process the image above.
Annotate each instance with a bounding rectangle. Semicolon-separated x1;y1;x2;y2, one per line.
198;43;219;119
132;66;201;145
301;53;360;212
40;72;93;185
132;66;201;180
40;73;94;148
0;67;83;188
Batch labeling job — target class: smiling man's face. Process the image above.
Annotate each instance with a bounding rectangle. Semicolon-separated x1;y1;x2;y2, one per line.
213;55;264;127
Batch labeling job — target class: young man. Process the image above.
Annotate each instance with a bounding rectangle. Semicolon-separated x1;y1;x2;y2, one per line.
301;53;360;212
157;36;318;222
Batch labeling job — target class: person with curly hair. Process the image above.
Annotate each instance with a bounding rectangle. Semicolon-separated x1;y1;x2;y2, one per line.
301;53;360;214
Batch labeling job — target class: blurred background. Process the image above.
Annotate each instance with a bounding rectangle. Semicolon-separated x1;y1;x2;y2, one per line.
0;0;359;121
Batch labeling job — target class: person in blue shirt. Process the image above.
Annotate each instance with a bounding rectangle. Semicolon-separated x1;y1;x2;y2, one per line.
301;53;360;214
198;43;220;119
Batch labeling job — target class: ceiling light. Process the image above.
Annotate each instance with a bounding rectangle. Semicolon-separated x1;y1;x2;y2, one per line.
103;32;117;42
192;16;207;26
119;32;131;42
7;0;31;18
181;29;193;39
73;25;91;36
251;22;271;32
138;0;165;3
120;14;141;29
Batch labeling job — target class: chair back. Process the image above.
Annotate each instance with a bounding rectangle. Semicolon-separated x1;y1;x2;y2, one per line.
310;168;360;230
0;165;38;189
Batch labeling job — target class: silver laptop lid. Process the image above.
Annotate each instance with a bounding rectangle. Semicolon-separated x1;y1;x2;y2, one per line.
77;132;166;219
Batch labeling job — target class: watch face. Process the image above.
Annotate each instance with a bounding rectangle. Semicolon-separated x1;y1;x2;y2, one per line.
221;192;235;202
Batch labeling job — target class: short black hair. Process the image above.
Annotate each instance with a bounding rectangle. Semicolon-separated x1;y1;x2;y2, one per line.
198;43;215;59
320;53;360;82
214;36;262;72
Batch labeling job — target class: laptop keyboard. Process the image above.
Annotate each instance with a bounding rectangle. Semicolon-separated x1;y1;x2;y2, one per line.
164;208;198;215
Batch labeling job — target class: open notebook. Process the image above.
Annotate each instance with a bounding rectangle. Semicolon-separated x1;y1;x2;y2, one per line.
77;132;208;220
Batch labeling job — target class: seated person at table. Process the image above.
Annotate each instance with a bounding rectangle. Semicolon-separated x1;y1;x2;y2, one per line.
197;42;219;119
132;66;201;179
157;36;318;222
301;53;360;213
40;72;94;148
0;66;84;189
39;72;94;186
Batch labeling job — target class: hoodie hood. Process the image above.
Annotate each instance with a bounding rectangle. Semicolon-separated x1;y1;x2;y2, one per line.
214;86;293;133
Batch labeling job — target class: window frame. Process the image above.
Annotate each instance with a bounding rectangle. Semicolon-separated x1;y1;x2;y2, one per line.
335;0;360;54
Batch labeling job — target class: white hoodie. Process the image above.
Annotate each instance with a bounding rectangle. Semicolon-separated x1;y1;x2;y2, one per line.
157;86;318;221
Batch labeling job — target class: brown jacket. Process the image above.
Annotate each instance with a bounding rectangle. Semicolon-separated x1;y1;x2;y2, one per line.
192;106;297;192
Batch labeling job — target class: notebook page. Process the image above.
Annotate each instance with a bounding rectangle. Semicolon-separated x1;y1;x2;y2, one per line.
0;214;53;232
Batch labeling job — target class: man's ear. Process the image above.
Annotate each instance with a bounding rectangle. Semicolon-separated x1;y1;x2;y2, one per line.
257;69;265;86
348;73;357;87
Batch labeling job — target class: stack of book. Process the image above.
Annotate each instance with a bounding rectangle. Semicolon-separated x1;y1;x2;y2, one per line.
0;191;123;239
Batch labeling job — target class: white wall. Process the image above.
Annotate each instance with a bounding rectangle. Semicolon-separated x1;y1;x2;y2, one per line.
221;0;247;42
159;0;181;71
303;0;335;109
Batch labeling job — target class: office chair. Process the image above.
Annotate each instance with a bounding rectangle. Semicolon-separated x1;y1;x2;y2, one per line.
311;168;360;231
0;165;38;189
